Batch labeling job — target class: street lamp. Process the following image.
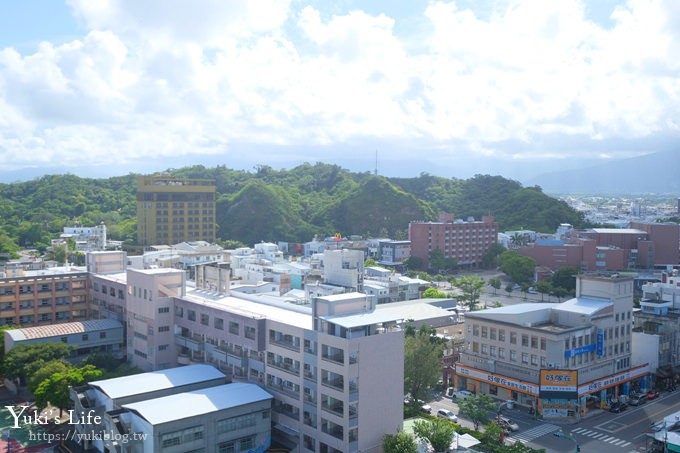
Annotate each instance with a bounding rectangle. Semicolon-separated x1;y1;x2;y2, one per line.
553;430;580;452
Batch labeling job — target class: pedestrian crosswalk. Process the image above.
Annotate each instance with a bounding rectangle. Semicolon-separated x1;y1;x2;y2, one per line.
570;427;632;447
506;423;561;443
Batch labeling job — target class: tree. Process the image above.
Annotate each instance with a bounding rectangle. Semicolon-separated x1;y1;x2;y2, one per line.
488;278;501;295
422;287;447;299
404;329;445;404
28;360;69;394
2;342;71;385
458;394;497;430
551;267;578;293
504;283;514;297
404;256;425;272
34;365;103;416
536;281;552;302
520;282;530;300
551;286;569;302
453;275;485;311
510;233;530;248
497;251;536;284
429;248;447;274
382;431;418;453
481;243;506;269
364;258;378;268
412;418;456;453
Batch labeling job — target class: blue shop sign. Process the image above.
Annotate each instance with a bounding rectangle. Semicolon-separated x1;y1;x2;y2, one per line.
596;329;604;356
565;344;596;358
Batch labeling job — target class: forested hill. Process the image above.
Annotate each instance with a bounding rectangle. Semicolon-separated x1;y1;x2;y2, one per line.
0;164;585;254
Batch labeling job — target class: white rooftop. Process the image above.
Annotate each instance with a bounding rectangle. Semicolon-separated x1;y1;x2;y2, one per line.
89;364;225;400
123;382;272;425
323;299;454;329
184;290;312;329
554;297;612;315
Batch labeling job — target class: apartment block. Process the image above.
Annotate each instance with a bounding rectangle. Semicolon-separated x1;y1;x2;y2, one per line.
0;267;89;326
456;274;647;419
408;215;498;268
136;175;216;246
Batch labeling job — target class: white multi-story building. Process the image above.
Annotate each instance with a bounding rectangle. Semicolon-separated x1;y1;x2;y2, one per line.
456;274;648;418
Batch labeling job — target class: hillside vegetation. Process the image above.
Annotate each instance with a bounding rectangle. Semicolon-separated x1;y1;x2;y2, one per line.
0;163;585;255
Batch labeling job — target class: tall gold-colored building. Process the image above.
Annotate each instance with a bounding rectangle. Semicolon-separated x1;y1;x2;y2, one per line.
136;176;216;246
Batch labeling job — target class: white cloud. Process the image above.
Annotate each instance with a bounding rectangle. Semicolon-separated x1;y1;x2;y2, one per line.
0;0;678;176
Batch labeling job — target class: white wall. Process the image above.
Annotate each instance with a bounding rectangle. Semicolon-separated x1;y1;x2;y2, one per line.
631;332;659;370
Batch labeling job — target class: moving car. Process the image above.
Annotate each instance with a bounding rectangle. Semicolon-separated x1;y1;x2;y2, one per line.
609;401;628;413
437;409;458;422
646;390;660;400
445;387;455;398
497;416;520;432
421;404;433;414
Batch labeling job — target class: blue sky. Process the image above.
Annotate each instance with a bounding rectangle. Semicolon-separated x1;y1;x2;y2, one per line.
0;0;678;182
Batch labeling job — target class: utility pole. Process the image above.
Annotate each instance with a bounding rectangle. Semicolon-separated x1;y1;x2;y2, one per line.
553;430;580;452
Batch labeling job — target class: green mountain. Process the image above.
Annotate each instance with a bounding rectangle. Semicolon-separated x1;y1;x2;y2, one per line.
0;164;586;255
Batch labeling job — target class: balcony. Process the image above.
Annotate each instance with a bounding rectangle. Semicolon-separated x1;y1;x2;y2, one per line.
321;402;343;417
321;424;343;441
303;370;317;382
267;381;300;400
270;337;300;353
267;360;300;377
321;378;343;392
322;352;344;365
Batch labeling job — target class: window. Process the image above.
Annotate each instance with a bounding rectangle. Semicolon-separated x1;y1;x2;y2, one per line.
521;334;528;347
229;321;239;335
521;352;529;364
158;326;170;333
473;324;479;336
99;332;106;339
481;326;488;338
509;350;516;362
490;345;496;357
245;326;256;340
159;344;169;351
472;342;479;353
82;334;89;341
531;354;538;366
499;329;505;342
499;348;505;359
490;328;497;340
188;310;196;322
158;307;170;314
540;337;546;350
214;317;224;330
510;332;517;344
200;313;209;326
531;336;538;349
481;344;488;355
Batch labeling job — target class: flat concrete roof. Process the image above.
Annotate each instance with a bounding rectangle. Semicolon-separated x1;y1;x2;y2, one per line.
89;364;225;400
591;228;647;234
554;297;612;315
6;319;123;341
323;299;455;329
123;382;272;425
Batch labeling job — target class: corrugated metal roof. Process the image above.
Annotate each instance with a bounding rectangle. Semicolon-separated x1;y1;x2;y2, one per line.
6;319;123;341
123;382;272;425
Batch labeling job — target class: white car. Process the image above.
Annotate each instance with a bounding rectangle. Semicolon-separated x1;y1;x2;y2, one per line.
498;416;519;432
437;409;458;422
453;390;474;400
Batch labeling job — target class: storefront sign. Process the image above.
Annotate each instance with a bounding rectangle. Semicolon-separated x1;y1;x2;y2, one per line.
564;344;596;358
456;365;539;395
596;328;604;356
540;369;578;399
578;364;649;395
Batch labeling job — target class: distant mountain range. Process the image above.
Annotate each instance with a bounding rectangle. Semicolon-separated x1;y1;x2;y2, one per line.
527;150;680;194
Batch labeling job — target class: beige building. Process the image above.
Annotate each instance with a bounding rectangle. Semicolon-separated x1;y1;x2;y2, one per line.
136;175;216;246
456;274;648;418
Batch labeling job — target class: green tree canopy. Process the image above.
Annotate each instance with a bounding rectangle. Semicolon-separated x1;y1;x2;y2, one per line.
34;364;103;415
551;267;578;293
28;360;69;394
404;328;445;403
497;251;536;284
422;287;448;299
488;277;501;295
413;418;456;453
453;275;485;311
2;342;71;384
382;431;418;453
458;393;498;430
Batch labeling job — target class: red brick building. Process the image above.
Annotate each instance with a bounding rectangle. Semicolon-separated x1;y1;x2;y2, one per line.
408;215;498;268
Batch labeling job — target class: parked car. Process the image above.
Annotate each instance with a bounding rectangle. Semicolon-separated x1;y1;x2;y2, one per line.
646;390;660;400
421;403;433;414
497;416;520;432
445;387;455;398
437;409;458;422
630;393;647;406
609;402;628;413
453;390;474;400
